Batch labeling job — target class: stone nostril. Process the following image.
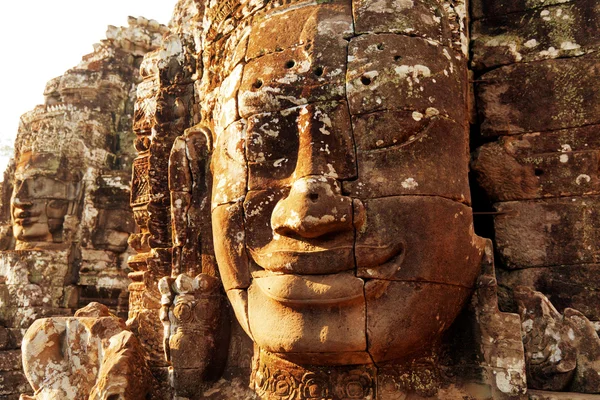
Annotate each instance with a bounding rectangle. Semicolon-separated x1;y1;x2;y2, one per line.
309;193;319;202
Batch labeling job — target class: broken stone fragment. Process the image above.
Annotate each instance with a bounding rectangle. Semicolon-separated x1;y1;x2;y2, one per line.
20;303;152;399
515;287;600;393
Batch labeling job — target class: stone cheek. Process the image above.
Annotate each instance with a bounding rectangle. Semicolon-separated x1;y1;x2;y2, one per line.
355;197;484;287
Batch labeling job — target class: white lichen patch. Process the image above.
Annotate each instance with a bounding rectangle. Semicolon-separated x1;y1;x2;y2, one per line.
560;41;581;51
401;177;418;190
576;174;591;185
425;107;439;117
394;64;431;80
524;39;538;48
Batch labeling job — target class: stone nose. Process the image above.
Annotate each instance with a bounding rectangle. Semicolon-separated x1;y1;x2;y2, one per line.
271;176;354;239
12;181;32;208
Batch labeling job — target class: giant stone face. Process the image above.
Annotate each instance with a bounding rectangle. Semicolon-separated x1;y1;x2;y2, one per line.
210;0;485;365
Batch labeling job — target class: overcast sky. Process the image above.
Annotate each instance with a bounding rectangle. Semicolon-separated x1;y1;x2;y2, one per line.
0;1;177;175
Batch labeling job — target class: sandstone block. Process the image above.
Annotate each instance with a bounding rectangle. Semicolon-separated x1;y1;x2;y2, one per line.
473;131;600;201
477;53;600;136
352;0;459;49
246;0;353;60
471;0;574;19
472;2;600;70
346;33;467;124
494;197;600;269
343;116;470;202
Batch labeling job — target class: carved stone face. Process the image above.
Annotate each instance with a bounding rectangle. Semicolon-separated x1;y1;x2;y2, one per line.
11;153;79;248
210;0;485;365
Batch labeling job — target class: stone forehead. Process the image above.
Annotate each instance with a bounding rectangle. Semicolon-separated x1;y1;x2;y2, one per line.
14;151;82;183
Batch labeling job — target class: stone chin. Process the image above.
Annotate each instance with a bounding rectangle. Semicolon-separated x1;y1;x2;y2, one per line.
13;223;51;243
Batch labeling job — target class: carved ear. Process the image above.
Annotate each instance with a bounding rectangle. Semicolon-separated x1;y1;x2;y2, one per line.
169;125;216;278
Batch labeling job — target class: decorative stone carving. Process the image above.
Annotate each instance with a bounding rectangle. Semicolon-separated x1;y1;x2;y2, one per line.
158;274;229;397
20;302;152;400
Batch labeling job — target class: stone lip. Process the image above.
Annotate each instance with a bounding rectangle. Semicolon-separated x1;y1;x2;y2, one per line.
248;234;404;276
248;245;354;275
253;272;364;306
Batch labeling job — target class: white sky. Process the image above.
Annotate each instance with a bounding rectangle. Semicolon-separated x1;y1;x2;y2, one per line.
0;1;177;175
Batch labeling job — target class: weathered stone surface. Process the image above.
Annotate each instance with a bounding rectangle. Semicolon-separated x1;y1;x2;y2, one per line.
472;128;600;202
356;196;484;286
366;280;472;363
0;370;29;396
246;101;356;190
343;116;470;202
347;33;467;124
471;0;574;20
498;264;600;321
477;53;600;136
246;0;353;60
493;197;600;269
472;2;600;70
352;0;468;55
515;287;600;393
21;303;152;399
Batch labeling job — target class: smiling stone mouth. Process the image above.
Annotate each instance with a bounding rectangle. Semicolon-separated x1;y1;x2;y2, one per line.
249;240;405;282
253;272;365;305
